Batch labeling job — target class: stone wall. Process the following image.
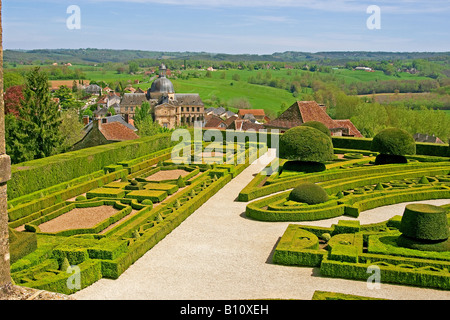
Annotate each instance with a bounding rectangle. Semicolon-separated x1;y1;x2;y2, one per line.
0;0;13;288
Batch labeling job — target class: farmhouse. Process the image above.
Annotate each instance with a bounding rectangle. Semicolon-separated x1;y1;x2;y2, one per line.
265;101;363;137
73;117;139;150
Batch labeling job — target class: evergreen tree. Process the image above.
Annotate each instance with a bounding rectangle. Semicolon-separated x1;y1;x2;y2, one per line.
19;67;63;160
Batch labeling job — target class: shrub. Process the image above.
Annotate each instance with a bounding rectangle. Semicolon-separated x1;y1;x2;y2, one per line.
141;199;153;206
371;128;416;157
289;182;329;205
279;126;334;163
282;161;326;173
300;121;331;137
75;195;87;201
399;203;449;241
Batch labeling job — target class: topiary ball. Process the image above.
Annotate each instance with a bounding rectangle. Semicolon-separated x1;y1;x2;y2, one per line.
300;121;331;137
141;199;153;206
75;195;87;201
399;203;449;241
371;128;416;156
289;182;329;205
279;126;334;163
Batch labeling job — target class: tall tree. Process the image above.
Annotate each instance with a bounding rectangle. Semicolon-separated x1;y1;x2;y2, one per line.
18;67;63;160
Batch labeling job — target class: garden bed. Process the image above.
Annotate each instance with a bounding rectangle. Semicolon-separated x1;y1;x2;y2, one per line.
37;206;119;233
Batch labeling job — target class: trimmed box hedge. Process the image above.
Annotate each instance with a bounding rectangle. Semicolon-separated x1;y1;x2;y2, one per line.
126;190;168;203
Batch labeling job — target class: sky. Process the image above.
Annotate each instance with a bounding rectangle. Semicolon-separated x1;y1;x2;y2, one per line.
3;0;450;54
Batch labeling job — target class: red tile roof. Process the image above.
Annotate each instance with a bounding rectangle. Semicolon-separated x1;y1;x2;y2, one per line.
99;122;140;141
204;115;227;129
238;109;266;116
266;101;363;138
334;119;363;138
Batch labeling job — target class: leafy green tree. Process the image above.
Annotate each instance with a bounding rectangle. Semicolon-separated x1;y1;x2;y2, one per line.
58;109;85;153
18;67;63;160
54;85;75;109
134;101;160;136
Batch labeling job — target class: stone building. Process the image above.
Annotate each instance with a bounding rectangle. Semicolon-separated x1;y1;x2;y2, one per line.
120;64;205;129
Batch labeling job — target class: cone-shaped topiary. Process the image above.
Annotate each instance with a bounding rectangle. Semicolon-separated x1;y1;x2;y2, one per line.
300;121;331;137
60;257;70;272
132;230;141;239
418;176;430;184
371;128;416;165
374;182;384;191
289;182;329;205
176;175;186;188
279;126;334;163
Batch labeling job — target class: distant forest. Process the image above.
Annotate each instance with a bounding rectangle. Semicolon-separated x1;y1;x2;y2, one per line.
4;48;450;65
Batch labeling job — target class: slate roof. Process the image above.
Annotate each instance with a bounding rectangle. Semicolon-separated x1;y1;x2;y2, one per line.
121;93;148;107
413;133;445;144
174;94;204;106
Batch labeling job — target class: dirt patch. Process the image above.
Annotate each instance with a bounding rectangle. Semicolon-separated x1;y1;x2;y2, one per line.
146;169;190;181
38;205;119;233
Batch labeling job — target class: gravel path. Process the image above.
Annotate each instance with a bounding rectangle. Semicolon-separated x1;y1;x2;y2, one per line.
73;150;450;300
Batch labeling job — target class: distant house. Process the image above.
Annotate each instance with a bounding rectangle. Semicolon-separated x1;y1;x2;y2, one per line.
85;84;102;95
355;67;373;72
228;119;265;132
238;109;267;122
413;133;445;144
206;107;227;117
73;117;139;150
204;115;228;129
265;101;363;137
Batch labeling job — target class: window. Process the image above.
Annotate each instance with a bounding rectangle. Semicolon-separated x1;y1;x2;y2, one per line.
186;107;189;112
197;107;200;112
181;107;184;112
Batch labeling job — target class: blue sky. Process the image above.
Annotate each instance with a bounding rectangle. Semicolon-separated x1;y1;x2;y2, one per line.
3;0;450;54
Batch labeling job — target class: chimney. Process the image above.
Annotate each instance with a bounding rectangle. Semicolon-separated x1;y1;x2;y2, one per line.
83;115;90;126
102;118;108;124
93;117;101;130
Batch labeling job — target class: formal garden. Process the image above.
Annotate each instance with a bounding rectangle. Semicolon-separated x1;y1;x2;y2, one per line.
239;123;450;292
6;130;266;294
5;124;450;297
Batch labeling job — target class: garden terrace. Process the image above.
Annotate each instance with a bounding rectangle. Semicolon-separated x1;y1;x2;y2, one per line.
8;139;267;294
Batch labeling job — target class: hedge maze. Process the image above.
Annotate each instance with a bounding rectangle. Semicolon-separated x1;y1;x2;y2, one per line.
240;127;450;292
8;138;266;294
